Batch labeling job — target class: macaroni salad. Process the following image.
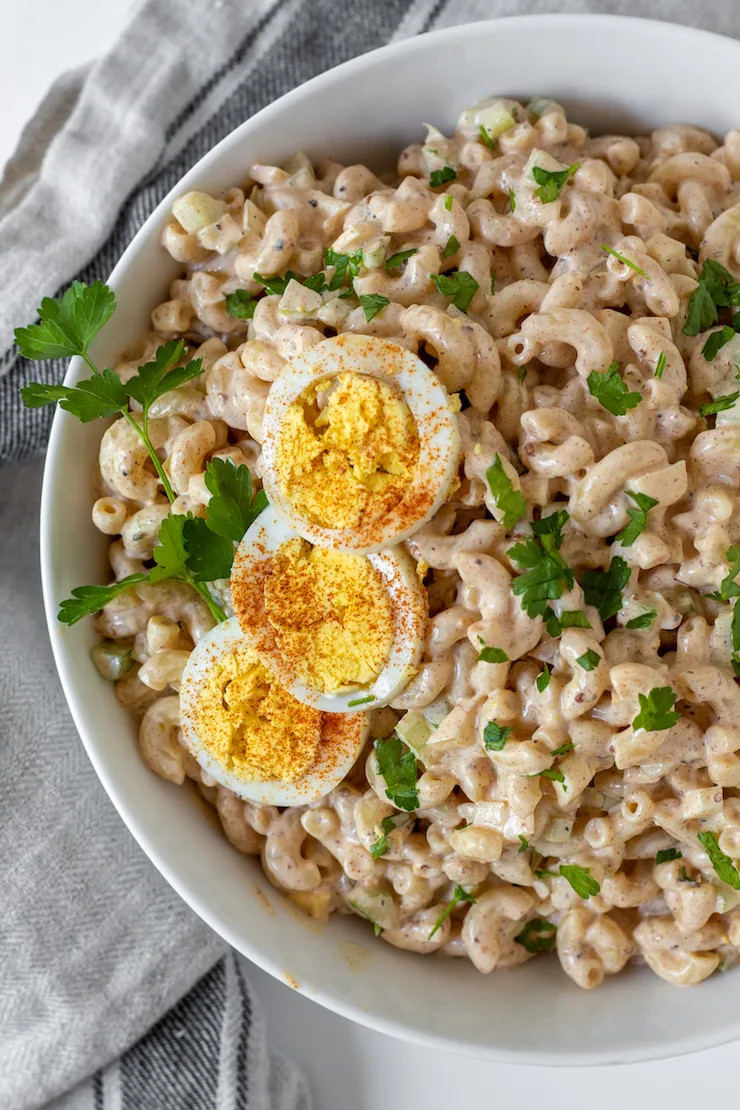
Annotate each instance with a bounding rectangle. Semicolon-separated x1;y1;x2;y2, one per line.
80;97;740;987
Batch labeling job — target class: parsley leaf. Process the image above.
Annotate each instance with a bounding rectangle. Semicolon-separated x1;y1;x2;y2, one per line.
656;847;682;864
347;695;375;708
697;831;740;890
485;453;526;529
509;511;574;619
587;361;642;416
477;638;509;664
515;918;556;953
536;665;551;692
654;351;666;379
483;721;512;751
125;340;203;410
632;687;680;732
203;458;267;542
324;248;363;290
559;864;600;898
530;767;566;785
702;325;736;362
551;741;574;756
375;735;419;811
359;294;390;323
182;517;235;581
431;270;479;313
384;248;419;270
428;885;476;939
626;610;657;630
544;608;590;638
601;244;648;278
225;290;258;319
707;545;740;600
508;190;516;212
369;814;408;860
430;166;456;188
518;835;530;853
699;391;740;417
581;556;630;621
57;573;147;626
531;162;579;203
21;367;127;422
441;234;460;260
149;514;189;584
15;280;116;365
684;259;740;337
576;649;601;671
616;490;659;547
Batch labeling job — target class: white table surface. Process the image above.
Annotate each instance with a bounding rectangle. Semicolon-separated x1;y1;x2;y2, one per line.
4;2;738;1106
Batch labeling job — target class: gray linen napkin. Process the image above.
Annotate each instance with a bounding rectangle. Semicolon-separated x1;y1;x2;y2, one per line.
3;1;740;1109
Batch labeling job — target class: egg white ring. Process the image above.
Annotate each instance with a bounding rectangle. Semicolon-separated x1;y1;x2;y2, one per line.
259;333;462;554
180;616;370;806
230;505;428;713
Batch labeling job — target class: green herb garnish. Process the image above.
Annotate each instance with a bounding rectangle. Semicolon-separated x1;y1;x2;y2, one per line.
626;610;657;630
587;361;642;417
632;687;680;732
430;166;456;188
515;918;556;952
531;163;579;203
431;270;479;313
699;391;740;417
697;831;740;890
656;848;682;864
359;294;390;323
559;864;600;898
616;490;659;547
428;885;476;939
581;556;631;621
441;234;460;260
483;721;512;751
601;244;648;278
374;735;419;811
509;511;573;619
485;453;526;529
385;248;419;270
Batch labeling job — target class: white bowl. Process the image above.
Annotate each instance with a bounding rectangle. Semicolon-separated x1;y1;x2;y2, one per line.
40;13;740;1065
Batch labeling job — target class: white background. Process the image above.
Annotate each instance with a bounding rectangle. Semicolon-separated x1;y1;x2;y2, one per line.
3;1;738;1106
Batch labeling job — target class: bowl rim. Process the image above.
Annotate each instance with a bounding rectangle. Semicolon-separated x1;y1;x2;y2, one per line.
39;11;740;1066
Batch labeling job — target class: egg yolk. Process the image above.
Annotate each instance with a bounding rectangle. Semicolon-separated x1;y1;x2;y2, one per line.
274;371;419;529
193;643;322;781
263;537;395;692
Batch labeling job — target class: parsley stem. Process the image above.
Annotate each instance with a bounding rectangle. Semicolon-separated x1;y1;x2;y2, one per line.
120;409;225;623
81;352;99;378
121;408;176;504
187;574;227;624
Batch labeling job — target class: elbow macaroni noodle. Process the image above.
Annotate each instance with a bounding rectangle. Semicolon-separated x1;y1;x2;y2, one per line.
90;96;740;988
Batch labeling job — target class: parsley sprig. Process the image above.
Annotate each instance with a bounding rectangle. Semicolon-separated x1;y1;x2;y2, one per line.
509;510;574;619
18;282;266;627
699;391;740;418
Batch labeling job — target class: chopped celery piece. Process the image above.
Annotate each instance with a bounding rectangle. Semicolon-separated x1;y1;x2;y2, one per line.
91;640;133;681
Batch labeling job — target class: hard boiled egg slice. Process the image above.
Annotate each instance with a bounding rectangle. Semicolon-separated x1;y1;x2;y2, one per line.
259;333;461;554
180;616;369;806
230;505;427;713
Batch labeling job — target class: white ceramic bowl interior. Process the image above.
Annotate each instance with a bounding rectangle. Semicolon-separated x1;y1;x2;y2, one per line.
40;14;740;1065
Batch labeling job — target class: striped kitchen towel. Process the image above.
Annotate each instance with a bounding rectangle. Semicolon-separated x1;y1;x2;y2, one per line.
4;1;740;1109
